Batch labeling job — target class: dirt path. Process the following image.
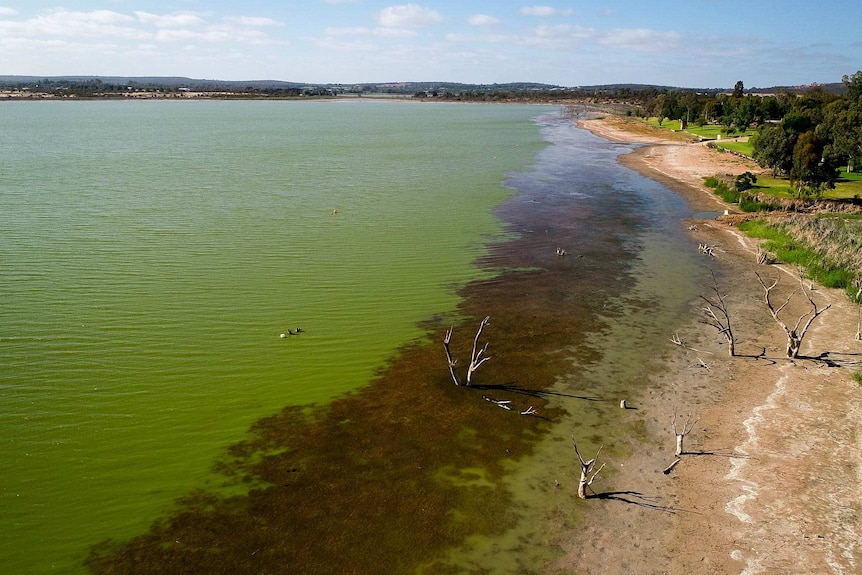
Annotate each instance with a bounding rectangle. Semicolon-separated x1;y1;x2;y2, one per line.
547;116;862;574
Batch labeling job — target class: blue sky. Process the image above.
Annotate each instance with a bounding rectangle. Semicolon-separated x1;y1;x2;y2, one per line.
1;1;859;88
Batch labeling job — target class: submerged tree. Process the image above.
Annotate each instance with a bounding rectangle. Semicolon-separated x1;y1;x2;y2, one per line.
442;316;492;386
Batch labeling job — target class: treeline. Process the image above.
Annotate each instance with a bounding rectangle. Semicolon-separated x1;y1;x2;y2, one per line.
748;72;862;198
621;72;862;199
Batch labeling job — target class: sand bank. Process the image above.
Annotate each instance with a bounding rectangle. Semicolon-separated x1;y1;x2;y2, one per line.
547;116;862;574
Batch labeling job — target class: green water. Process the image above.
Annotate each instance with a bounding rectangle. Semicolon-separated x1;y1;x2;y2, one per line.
0;100;546;574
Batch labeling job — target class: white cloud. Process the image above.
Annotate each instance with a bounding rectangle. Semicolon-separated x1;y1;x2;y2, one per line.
446;32;511;44
378;4;442;28
539;23;593;37
468;14;501;26
135;12;206;28
226;16;282;27
520;6;574;17
0;7;18;16
0;9;146;40
154;23;271;45
325;26;417;39
599;28;682;52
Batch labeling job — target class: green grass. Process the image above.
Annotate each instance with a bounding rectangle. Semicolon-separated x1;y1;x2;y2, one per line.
644;117;755;139
832;168;862;199
713;140;754;157
747;174;796;198
738;219;856;291
740;171;862;201
854;372;862;385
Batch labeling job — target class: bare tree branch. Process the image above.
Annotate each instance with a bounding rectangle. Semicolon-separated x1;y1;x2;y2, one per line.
671;408;700;457
755;270;831;358
699;271;735;357
442;316;492;387
572;436;605;499
466;316;492;386
442;326;462;386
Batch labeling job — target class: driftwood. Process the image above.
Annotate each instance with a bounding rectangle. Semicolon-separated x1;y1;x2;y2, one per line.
670;332;711;355
755;270;831;358
662;457;682;475
572;436;605;499
698;243;718;257
755;246;773;265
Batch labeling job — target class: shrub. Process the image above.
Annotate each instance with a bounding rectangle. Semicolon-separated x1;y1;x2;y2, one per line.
735;171;758;192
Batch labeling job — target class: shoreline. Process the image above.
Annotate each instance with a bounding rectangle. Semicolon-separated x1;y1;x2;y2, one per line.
551;116;862;573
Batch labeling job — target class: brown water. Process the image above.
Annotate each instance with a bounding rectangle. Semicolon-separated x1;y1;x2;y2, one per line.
84;113;710;574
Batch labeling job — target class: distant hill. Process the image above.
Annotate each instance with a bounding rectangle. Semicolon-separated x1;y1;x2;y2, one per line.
0;76;307;89
0;75;846;95
0;76;562;92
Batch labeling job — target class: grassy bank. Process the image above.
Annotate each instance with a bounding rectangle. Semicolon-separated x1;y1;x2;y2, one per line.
737;216;862;299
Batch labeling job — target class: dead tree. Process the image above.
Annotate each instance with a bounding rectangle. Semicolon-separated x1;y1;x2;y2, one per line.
699;271;735;357
572;436;605;499
442;316;492;386
671;408;700;457
755;271;831;358
442;326;462;386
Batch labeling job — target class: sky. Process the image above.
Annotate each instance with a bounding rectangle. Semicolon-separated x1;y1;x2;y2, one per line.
1;1;860;88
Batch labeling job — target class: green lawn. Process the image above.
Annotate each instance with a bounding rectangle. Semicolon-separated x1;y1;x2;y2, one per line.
643;117;755;140
832;169;862;198
744;170;862;200
713;140;754;157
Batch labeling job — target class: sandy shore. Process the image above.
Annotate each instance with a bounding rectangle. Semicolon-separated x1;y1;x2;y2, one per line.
547;116;862;574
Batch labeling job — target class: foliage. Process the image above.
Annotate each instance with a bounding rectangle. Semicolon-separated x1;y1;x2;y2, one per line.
735;172;758;192
752;124;795;176
790;131;840;198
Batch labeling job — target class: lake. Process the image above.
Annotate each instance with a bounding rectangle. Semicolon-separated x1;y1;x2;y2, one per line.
0;100;708;574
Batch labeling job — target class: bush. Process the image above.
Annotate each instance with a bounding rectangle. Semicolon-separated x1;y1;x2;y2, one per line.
735;171;758;192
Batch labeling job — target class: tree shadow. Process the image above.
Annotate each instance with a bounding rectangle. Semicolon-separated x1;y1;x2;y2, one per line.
734;347;778;364
473;381;603;402
587;490;681;514
683;448;752;459
804;351;862;369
